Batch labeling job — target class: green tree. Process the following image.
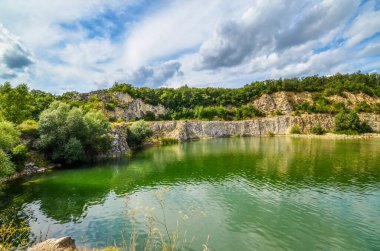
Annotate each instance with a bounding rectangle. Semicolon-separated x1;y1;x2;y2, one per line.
0;119;20;177
334;110;372;134
127;120;153;147
38;101;111;164
0;83;34;124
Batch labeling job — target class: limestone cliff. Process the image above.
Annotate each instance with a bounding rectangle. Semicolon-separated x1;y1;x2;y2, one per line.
252;91;379;115
76;91;168;121
149;113;380;141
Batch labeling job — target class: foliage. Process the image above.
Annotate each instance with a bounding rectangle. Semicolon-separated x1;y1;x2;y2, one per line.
161;138;179;145
17;120;38;136
0;119;20;178
38;101;111;164
0;222;30;250
0;150;15;178
11;145;29;171
0;121;20;150
290;126;301;134
127;120;153;147
0;83;55;124
334;110;372;134
311;124;326;135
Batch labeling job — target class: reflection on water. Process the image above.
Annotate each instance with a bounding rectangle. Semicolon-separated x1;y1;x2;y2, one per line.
1;137;380;250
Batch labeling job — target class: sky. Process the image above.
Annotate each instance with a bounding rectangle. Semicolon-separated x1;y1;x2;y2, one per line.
0;0;379;93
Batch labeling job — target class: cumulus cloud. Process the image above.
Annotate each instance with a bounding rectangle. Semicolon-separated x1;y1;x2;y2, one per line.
128;61;183;86
0;0;379;91
0;25;34;79
195;0;358;70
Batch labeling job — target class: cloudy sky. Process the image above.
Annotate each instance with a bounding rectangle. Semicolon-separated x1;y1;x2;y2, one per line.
0;0;379;93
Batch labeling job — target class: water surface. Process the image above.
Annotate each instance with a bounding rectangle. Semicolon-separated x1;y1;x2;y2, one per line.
1;137;380;250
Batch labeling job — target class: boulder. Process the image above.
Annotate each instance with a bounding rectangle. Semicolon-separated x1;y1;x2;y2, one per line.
28;236;76;251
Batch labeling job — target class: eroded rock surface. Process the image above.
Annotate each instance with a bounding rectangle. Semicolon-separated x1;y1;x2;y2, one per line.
28;236;76;251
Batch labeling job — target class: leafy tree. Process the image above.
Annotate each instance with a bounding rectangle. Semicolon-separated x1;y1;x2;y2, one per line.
127;120;153;147
11;145;29;171
38;101;111;164
334;110;372;134
0;119;20;177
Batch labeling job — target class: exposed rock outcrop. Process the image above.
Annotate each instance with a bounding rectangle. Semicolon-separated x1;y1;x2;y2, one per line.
252;91;379;115
252;91;314;115
125;99;168;121
109;124;130;156
149;113;380;141
28;236;76;251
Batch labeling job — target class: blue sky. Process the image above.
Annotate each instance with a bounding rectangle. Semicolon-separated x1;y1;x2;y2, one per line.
0;0;379;93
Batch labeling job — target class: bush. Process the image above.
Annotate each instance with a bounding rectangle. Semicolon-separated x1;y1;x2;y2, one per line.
17;119;38;136
290;125;301;134
0;121;20;149
11;145;29;171
161;138;179;145
334;110;372;134
0;149;15;178
38;101;112;164
311;124;326;135
127;120;153;147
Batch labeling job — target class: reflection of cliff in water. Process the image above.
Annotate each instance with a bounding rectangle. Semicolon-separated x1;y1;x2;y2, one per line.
1;137;379;224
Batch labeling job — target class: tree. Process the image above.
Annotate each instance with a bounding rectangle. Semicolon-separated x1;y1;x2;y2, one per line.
334;110;372;134
127;120;153;147
0;83;34;124
38;101;111;164
0;118;20;178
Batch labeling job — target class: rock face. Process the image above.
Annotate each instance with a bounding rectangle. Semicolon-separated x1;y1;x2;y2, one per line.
149;113;380;141
109;124;130;156
252;91;314;115
28;236;76;251
125;99;168;121
75;91;168;121
252;91;379;115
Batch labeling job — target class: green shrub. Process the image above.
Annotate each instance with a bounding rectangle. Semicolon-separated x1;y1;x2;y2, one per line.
17;119;38;136
334;110;372;134
0;149;15;178
38;101;112;164
267;131;275;137
11;144;29;171
311;124;326;135
354;102;372;113
290;125;301;134
105;102;116;111
161;138;178;145
0;121;20;149
127;120;153;147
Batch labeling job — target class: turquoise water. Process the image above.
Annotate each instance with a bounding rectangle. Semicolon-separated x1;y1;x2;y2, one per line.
1;136;380;250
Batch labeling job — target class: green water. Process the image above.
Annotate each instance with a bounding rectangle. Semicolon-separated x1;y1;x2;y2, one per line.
1;137;380;250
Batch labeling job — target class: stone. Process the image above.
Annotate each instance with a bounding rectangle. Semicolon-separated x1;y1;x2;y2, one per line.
28;236;76;251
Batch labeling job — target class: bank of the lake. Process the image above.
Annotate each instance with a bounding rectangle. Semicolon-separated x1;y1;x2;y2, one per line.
1;136;380;250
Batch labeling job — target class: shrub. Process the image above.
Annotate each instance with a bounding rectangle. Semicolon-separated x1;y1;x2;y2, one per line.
0;121;20;149
267;131;275;137
17;119;38;136
11;144;29;171
105;102;116;111
161;138;178;145
38;101;112;164
290;125;301;134
127;120;153;147
311;124;326;135
0;150;15;178
334;110;372;134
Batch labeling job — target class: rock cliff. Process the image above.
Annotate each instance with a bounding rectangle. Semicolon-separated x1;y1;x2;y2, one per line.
149;113;380;141
252;91;379;115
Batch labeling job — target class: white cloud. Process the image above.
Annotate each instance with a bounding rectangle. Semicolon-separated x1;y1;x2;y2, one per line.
0;25;34;79
0;0;379;92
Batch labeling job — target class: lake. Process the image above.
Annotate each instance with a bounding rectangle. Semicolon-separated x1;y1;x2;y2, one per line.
1;136;380;250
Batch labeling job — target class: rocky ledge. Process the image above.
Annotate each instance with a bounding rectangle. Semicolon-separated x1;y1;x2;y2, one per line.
149;113;380;141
